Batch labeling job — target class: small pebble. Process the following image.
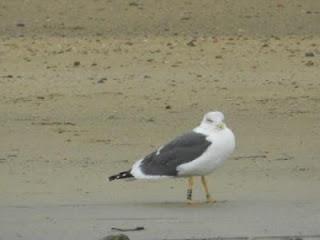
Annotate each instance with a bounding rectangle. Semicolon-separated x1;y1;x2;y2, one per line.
73;61;80;67
305;52;315;57
128;2;138;7
305;61;314;66
97;78;107;84
146;117;155;122
187;40;196;47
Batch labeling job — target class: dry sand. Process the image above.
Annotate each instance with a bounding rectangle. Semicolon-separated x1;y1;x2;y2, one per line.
0;1;320;240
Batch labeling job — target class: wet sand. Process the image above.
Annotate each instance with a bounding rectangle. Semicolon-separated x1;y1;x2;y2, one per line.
1;1;320;240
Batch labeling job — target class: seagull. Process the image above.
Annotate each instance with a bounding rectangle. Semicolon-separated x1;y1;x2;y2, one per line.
108;111;235;204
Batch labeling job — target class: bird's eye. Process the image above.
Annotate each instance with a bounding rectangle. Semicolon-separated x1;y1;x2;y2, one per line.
206;118;214;123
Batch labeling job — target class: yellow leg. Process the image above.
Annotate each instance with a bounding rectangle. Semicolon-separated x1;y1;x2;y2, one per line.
201;176;216;203
186;176;194;204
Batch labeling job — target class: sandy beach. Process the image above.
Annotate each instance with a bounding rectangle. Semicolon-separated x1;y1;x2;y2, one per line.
0;1;320;239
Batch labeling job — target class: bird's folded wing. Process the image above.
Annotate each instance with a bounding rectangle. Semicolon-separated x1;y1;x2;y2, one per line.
139;132;211;176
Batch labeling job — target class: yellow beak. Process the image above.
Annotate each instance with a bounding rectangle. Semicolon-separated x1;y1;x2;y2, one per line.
217;123;225;129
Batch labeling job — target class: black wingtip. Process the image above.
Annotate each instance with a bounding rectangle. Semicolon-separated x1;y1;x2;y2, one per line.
108;175;116;181
108;171;133;182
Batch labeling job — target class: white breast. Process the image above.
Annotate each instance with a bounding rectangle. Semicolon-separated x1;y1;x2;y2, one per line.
176;127;235;176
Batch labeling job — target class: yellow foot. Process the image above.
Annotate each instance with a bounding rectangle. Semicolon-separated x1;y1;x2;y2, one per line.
206;198;217;204
187;200;194;205
186;200;198;207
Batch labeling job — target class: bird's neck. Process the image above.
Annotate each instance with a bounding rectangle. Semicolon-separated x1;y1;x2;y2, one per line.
193;124;220;136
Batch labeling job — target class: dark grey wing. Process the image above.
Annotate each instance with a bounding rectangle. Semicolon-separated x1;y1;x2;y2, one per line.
140;132;211;176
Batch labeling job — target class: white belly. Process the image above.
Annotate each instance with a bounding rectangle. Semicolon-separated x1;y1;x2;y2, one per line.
176;128;235;176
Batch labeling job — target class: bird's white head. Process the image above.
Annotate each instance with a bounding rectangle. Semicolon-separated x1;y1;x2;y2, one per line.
200;111;226;131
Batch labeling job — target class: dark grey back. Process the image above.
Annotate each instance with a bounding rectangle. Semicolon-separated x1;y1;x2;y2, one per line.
140;132;211;176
